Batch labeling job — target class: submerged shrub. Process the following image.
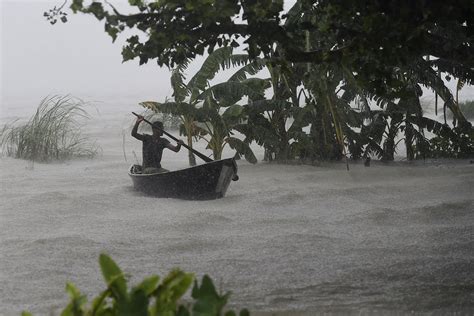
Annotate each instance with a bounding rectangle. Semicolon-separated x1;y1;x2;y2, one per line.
22;253;249;316
0;95;99;161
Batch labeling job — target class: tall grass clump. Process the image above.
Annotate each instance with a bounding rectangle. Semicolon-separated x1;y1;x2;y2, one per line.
0;95;99;161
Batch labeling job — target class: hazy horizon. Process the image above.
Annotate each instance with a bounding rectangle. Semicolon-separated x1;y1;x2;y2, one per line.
1;0;181;106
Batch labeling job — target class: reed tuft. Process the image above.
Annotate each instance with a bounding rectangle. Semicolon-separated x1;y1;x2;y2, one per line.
0;95;100;161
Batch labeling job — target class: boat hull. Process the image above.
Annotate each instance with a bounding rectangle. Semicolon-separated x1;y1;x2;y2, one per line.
128;158;238;200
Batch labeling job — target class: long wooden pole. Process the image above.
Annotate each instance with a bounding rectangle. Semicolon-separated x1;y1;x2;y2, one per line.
132;112;213;163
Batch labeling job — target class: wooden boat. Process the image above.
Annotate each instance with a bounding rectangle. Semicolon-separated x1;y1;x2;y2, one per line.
128;158;239;200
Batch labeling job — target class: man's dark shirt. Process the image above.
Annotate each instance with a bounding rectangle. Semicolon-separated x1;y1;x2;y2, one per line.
134;134;170;169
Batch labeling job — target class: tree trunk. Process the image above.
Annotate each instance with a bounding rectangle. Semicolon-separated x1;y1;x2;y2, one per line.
186;133;196;166
275;115;289;161
405;122;414;161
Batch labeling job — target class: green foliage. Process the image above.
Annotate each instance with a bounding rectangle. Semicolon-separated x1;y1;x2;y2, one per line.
63;1;473;101
141;47;264;164
24;254;248;316
424;126;474;159
191;275;229;315
0;95;99;162
237;56;306;162
47;1;474;162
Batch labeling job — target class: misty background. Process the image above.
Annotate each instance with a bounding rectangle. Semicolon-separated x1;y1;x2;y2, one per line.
1;0;179;118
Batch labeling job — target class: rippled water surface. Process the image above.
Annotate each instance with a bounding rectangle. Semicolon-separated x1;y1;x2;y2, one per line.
1;107;473;315
1;154;473;315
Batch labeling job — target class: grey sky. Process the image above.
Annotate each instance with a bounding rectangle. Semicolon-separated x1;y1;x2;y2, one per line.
1;0;178;106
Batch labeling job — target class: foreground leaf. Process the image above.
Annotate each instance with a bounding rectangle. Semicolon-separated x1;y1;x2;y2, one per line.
192;275;231;316
99;253;128;300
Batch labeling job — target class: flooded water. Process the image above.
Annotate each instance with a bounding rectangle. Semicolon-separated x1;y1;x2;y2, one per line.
0;99;472;315
1;145;473;315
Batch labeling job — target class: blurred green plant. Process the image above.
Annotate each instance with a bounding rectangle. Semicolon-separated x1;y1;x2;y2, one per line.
141;46;263;165
0;95;99;161
22;253;249;316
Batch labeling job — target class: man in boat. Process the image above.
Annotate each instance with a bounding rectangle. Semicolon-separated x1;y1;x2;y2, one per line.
132;115;184;174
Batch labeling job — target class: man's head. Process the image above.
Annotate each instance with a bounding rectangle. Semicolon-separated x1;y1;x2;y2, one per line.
152;121;164;136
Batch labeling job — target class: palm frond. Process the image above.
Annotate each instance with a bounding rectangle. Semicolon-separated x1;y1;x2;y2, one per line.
188;47;234;98
364;139;384;159
283;0;304;26
412;58;468;124
197;79;270;104
140;101;199;117
228;59;266;82
226;54;251;69
170;65;190;102
245;99;292;113
226;137;257;164
432;58;474;86
407;116;453;137
222;104;244;121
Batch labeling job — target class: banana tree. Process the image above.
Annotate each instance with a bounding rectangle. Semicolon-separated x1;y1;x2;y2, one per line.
142;47;266;165
193;77;270;162
282;2;363;163
236;53;307;162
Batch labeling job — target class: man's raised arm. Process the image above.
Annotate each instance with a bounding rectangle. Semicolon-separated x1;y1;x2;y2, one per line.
131;116;145;140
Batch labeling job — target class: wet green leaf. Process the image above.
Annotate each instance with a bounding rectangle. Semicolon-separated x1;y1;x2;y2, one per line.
116;289;148;316
192;275;230;316
133;275;160;296
61;282;87;316
90;289;111;314
99;253;128;300
239;309;250;316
